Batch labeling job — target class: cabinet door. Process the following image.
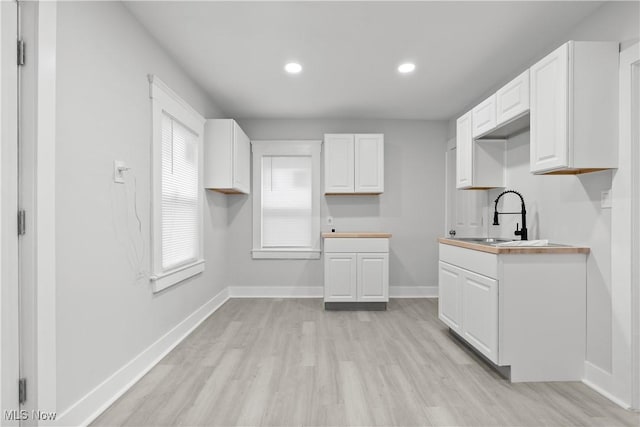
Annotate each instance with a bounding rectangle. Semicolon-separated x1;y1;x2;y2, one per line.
232;121;251;194
324;134;354;193
530;43;569;173
354;134;384;193
324;253;357;302
456;111;473;189
438;262;463;334
461;270;498;363
472;94;497;138
357;253;389;302
496;70;530;126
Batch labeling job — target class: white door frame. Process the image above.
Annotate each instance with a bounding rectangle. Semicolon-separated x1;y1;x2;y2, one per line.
625;43;640;412
11;1;58;421
603;42;640;410
1;1;21;423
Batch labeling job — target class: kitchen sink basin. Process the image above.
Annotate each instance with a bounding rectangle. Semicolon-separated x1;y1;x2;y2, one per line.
453;237;515;244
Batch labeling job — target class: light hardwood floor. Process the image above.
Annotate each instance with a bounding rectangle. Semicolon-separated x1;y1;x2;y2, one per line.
92;298;639;426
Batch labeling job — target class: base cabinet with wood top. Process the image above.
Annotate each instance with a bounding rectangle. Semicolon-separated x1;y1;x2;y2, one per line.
438;242;587;382
324;235;390;309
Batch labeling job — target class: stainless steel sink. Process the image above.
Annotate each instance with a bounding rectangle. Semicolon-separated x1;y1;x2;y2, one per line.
452;237;515;245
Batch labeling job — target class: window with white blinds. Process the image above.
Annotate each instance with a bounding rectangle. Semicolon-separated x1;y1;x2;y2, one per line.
262;156;312;248
161;113;199;269
149;75;205;292
252;141;321;259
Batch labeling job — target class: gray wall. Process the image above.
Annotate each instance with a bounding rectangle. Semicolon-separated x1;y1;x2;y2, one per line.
56;1;228;411
232;119;448;291
447;1;639;374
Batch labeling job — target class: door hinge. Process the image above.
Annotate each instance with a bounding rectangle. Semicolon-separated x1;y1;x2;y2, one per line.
18;378;26;405
17;39;25;66
18;210;26;236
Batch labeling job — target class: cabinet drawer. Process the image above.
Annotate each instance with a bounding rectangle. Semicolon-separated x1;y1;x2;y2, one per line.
439;244;497;279
324;238;388;253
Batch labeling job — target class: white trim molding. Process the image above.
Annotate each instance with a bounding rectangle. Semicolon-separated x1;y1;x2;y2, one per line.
54;288;230;427
251;140;322;260
598;41;640;410
150;260;205;293
228;286;323;298
149;75;206;293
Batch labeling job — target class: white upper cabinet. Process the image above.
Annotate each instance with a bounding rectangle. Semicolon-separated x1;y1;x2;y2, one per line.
456;112;473;188
324;134;354;193
354;134;384;193
324;133;384;194
204;119;251;194
456;111;506;190
530;41;618;174
496;70;530;126
471;94;497;138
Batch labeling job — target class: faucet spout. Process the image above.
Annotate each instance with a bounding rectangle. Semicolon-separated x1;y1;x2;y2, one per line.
493;190;528;240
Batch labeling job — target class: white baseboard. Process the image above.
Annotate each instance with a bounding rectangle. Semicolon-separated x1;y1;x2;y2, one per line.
390;286;438;298
583;361;631;410
226;286;438;299
228;286;323;298
54;287;230;427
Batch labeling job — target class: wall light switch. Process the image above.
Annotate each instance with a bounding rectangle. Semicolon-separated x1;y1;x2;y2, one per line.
114;160;127;184
327;216;334;226
601;190;612;209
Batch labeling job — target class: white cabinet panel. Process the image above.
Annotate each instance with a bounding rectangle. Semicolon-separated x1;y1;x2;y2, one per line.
355;134;384;193
530;43;569;173
456;109;506;190
496;70;530;126
324;238;389;304
324;134;383;194
530;41;617;174
357;253;389;302
438;261;463;334
232;121;251;192
204;119;251;194
472;95;497;138
324;134;354;193
456;112;473;189
462;271;498;363
324;253;357;302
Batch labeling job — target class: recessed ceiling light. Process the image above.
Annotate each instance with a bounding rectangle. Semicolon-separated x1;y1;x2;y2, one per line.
398;63;416;74
285;62;302;74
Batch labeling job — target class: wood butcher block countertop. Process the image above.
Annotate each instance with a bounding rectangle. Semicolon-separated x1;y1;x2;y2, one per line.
322;232;392;238
438;237;590;254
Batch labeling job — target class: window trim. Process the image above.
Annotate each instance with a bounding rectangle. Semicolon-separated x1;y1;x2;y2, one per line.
149;75;205;292
251;140;322;260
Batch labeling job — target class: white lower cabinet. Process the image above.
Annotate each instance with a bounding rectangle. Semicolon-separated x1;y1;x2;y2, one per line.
439;261;498;363
461;270;498;363
438;243;587;382
357;253;389;301
437;262;463;334
324;253;357;302
324;238;389;305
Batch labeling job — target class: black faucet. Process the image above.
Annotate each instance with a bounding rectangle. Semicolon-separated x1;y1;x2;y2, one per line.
493;190;528;240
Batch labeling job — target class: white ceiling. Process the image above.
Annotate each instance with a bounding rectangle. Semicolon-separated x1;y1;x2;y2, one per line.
125;1;603;120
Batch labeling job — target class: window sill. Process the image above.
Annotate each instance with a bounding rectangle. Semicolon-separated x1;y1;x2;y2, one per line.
252;249;321;260
151;260;205;293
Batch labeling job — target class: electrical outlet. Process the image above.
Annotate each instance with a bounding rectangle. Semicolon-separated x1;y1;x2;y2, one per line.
114;160;127;184
601;190;612;209
327;216;334;226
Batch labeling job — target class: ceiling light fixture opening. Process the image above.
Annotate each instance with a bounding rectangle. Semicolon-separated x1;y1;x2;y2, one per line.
398;63;416;74
285;62;303;74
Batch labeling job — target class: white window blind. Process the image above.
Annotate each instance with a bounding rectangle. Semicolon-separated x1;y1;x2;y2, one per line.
252;140;321;259
262;156;312;247
161;112;199;270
